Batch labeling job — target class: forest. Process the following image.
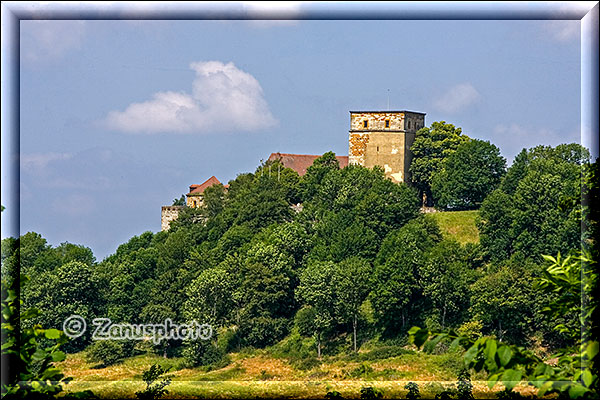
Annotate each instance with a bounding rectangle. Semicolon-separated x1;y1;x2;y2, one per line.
1;121;598;399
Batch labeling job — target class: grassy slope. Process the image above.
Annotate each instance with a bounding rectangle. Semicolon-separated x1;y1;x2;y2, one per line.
58;351;536;399
430;210;480;245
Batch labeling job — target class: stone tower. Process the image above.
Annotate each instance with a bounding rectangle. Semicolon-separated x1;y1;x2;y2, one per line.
348;110;425;183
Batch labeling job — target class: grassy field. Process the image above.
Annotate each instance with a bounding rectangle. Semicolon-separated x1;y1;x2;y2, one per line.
430;210;480;245
57;350;539;399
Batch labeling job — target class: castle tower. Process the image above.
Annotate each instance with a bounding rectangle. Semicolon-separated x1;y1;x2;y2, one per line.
348;110;425;183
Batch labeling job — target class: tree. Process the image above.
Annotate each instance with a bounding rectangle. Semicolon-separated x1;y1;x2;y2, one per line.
420;240;472;329
335;257;372;352
171;194;186;206
183;267;233;328
410;121;470;206
409;249;598;399
431;139;506;210
296;261;338;357
1;277;93;399
370;216;442;333
469;262;537;344
478;143;589;262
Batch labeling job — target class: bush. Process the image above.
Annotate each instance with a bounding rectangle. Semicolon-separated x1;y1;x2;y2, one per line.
405;382;420;400
86;340;125;367
360;386;383;399
182;340;230;369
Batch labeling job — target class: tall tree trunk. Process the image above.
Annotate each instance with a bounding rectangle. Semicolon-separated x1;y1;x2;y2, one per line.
353;313;358;352
317;333;322;359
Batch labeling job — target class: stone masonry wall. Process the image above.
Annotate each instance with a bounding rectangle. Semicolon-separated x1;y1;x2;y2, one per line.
349;111;425;183
161;205;184;231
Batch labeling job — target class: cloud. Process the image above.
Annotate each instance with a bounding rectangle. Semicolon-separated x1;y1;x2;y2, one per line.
20;152;72;174
433;83;481;114
105;61;277;134
541;20;580;43
21;20;86;64
492;123;580;164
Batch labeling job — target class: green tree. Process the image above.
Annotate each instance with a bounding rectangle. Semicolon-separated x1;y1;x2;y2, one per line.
432;139;506;210
1;277;93;399
410;249;598;399
469;262;537;343
183;267;233;328
478;143;589;262
420;240;472;329
171;194;185;206
335;257;372;352
410;121;470;206
370;216;442;333
296;261;337;357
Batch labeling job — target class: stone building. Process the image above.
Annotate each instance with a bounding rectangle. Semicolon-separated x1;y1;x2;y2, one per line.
186;176;224;208
160;176;225;231
162;109;425;230
348;110;425;183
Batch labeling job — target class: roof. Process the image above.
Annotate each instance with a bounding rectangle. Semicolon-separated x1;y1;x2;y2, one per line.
188;176;222;195
268;152;349;176
349;110;426;115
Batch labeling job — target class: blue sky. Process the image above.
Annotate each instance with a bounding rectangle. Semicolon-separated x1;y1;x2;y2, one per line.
3;5;590;260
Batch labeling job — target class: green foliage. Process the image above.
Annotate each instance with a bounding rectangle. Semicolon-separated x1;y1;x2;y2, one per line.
409;249;599;399
135;364;171;400
360;386;383;399
456;368;474;400
325;390;345;399
296;261;337;357
410;121;471;206
370;216;442;333
184;267;233;328
478;143;590;262
431;139;506;210
1;277;87;398
171;194;185;206
404;382;420;400
85;340;125;367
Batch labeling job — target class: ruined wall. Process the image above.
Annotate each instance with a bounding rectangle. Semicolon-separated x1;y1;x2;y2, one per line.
161;205;184;231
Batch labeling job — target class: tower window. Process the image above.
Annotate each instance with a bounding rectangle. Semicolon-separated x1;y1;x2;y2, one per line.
385;120;390;128
363;120;368;128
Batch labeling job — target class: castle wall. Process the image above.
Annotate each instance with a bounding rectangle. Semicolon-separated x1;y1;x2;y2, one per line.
349;111;425;183
350;112;405;131
187;194;202;208
161;205;184;231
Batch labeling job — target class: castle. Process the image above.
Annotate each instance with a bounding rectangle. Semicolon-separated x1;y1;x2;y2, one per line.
161;110;425;230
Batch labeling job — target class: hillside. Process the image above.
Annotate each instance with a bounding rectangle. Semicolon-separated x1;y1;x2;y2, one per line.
430;210;479;245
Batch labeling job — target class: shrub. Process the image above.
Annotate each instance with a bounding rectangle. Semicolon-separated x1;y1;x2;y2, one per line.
135;364;171;400
86;340;125;367
182;340;230;369
325;390;344;399
360;386;383;399
405;382;420;400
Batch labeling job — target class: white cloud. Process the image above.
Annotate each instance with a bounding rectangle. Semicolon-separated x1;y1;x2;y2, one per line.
21;20;86;63
20;152;72;173
433;83;481;114
105;61;277;134
542;20;580;43
492;123;580;164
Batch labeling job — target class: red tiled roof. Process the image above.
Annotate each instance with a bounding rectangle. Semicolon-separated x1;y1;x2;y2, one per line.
268;153;348;176
188;176;222;195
